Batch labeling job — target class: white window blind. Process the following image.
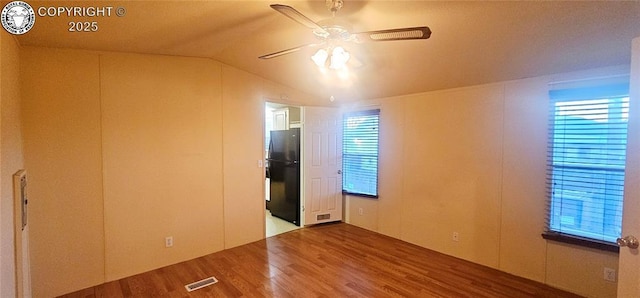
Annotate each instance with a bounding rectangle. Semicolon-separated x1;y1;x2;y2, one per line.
546;81;629;243
342;109;380;197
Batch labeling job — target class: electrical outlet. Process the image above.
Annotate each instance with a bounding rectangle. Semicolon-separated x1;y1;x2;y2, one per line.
604;267;616;282
358;207;363;215
165;236;173;248
452;232;459;242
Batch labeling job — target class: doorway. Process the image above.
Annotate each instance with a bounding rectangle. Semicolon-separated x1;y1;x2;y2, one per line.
265;102;302;237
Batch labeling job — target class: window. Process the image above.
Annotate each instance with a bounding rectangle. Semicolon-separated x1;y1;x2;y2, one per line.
545;81;629;247
342;109;380;198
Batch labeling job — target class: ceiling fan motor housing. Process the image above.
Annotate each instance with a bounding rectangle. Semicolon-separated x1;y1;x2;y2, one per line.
313;23;352;41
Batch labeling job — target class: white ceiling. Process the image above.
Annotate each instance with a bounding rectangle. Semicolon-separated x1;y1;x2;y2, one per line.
16;1;640;102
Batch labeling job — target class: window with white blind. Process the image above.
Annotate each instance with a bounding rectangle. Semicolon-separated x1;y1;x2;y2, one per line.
545;81;629;248
342;109;380;198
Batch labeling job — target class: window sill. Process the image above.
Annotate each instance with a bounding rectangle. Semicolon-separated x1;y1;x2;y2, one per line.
342;191;379;199
542;232;619;253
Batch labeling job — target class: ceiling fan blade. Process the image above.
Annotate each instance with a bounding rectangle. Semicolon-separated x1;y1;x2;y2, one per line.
259;43;321;60
270;4;329;35
353;26;432;42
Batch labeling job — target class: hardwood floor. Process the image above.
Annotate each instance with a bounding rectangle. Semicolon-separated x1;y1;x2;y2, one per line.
61;223;581;297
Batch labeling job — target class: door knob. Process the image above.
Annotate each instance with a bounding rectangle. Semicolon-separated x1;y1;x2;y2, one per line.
337;170;342;174
617;235;639;249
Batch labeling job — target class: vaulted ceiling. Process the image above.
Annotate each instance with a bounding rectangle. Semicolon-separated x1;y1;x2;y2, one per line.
15;1;640;102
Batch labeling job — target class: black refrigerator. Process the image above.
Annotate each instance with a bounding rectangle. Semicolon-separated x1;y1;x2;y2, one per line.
266;128;301;226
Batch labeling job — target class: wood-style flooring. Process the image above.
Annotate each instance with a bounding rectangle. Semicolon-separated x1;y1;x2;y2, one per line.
61;223;582;297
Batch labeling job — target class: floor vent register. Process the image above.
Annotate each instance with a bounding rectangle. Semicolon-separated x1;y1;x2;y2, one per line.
185;276;218;292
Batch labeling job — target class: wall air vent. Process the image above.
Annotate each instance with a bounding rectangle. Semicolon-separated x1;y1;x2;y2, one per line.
185;276;218;292
317;214;330;220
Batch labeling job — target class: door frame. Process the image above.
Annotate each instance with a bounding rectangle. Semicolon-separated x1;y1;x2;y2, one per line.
263;101;305;229
617;36;640;297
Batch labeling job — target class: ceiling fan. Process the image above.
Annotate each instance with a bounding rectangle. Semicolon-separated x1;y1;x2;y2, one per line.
259;0;431;65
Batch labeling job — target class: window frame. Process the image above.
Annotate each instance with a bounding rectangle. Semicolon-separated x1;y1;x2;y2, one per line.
543;81;630;252
342;109;380;198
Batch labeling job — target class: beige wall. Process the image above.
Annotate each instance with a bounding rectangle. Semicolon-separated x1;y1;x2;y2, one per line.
20;47;319;297
500;77;549;281
21;48;105;297
402;84;505;268
100;54;225;280
1;31;24;298
15;43;627;297
221;66;265;248
345;67;627;297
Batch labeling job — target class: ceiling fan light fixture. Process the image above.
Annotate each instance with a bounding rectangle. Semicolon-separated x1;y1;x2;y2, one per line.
311;46;350;70
311;48;329;67
329;46;350;69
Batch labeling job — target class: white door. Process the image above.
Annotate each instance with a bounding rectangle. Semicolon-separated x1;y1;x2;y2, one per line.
303;107;343;225
617;36;640;297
